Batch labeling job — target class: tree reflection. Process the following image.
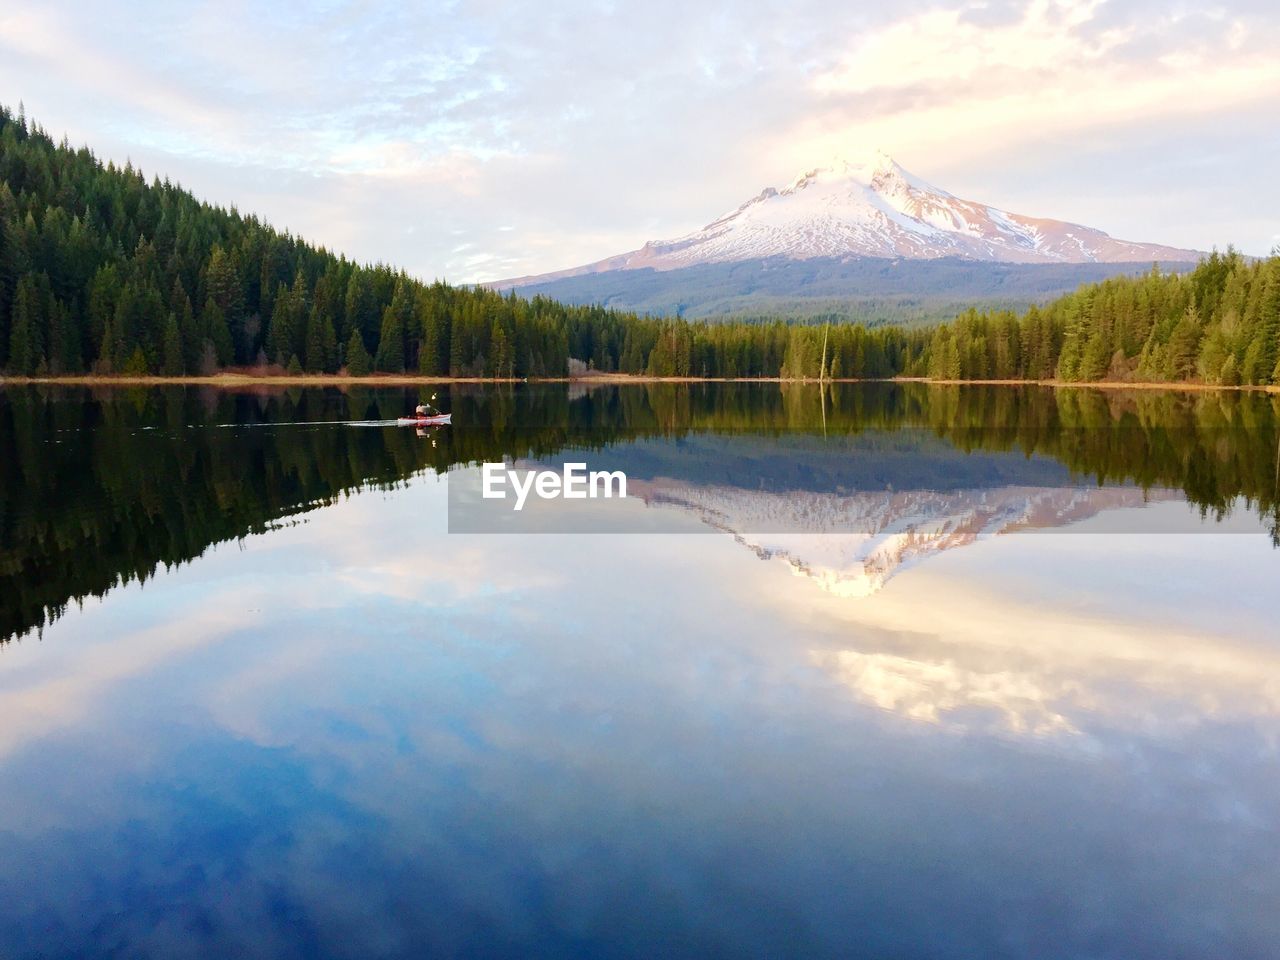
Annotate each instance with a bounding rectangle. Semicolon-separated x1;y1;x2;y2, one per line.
2;383;1277;643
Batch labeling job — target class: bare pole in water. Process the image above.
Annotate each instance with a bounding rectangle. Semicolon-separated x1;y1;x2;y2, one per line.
820;378;827;437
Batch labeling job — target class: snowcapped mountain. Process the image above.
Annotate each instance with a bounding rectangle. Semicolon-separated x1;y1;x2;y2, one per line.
496;151;1202;290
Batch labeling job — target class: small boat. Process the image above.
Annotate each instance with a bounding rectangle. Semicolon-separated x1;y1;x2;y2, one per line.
396;413;451;426
397;402;450;426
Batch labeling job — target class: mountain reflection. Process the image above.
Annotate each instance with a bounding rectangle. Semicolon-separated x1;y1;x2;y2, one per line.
2;382;1279;643
630;480;1183;596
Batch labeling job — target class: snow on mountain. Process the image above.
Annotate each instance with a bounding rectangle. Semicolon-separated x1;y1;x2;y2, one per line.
629;478;1182;598
497;151;1202;286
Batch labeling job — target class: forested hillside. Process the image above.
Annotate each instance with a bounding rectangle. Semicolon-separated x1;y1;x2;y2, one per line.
0;103;643;378
2;103;1278;386
621;250;1280;386
915;252;1280;385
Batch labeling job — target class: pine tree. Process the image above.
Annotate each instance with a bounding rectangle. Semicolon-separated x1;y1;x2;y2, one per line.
204;245;245;362
305;305;336;373
345;328;371;376
926;327;960;381
491;318;511;379
374;303;405;372
109;285;137;369
287;271;309;361
267;283;294;365
646;325;676;377
162;312;183;375
344;271;375;349
1220;353;1240;386
86;264;119;354
1056;314;1084;381
95;315;116;373
1078;333;1110;382
177;290;199;372
419;295;445;375
122;345;151;376
1167;308;1202;381
0;188;22;368
943;337;961;380
320;310;337;373
59;298;82;373
1256;274;1280;384
1198;331;1229;384
201;297;232;367
449;304;469;375
43;298;74;374
7;275;41;374
1241;339;1267;386
781;327;820;380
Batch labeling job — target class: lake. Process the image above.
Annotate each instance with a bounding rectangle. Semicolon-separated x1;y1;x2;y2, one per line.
1;382;1279;959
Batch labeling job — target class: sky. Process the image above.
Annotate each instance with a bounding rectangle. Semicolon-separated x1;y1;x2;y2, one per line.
1;0;1277;283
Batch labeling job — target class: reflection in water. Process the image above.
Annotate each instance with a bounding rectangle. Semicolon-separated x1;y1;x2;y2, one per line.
814;648;1079;734
1;476;1277;958
797;522;1280;742
632;478;1182;596
1;384;1280;958
4;381;1280;641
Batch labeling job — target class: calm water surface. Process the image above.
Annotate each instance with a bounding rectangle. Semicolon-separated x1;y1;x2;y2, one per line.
1;383;1279;959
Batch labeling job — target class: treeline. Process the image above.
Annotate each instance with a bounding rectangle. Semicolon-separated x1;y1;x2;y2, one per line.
725;250;1279;385
918;251;1280;385
2;102;1279;386
638;249;1279;384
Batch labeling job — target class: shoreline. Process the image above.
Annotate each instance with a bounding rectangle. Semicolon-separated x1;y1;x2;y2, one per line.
0;372;1277;394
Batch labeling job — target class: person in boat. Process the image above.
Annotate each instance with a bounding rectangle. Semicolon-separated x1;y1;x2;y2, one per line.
414;404;434;418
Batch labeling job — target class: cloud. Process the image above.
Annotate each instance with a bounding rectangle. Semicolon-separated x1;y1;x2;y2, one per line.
792;0;1280;166
0;5;243;147
0;0;1276;279
0;596;260;761
813;0;1130;94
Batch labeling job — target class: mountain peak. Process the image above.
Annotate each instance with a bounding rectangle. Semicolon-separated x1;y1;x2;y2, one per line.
783;149;903;193
829;148;899;178
493;156;1204;288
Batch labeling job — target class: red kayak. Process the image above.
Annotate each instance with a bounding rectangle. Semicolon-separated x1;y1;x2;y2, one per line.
396;413;451;426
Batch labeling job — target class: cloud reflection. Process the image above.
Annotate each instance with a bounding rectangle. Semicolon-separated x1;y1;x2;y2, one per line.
3;471;1280;956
